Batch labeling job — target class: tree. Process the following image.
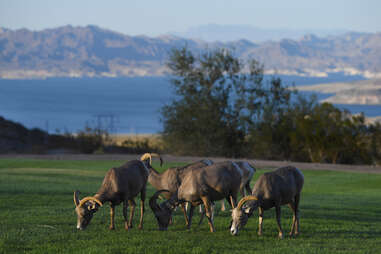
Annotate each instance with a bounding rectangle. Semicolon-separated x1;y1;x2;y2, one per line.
161;47;381;165
161;47;294;157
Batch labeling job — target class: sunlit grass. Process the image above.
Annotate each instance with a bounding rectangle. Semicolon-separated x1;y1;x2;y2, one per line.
0;158;380;254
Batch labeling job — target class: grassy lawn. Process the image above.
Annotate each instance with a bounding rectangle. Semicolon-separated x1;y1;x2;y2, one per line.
0;158;380;254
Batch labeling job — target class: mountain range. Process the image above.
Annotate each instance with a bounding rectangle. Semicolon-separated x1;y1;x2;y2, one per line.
1;25;381;79
173;24;349;42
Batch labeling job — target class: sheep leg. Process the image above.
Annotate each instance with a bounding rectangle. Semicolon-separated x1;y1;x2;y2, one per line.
275;205;283;239
109;204;115;230
127;199;136;229
138;198;145;229
210;202;215;222
123;201;129;230
187;204;195;230
220;200;226;211
201;196;215;232
138;189;146;230
169;214;173;225
245;182;252;196
229;195;237;208
258;207;264;236
288;202;297;236
240;187;245;198
294;194;301;235
180;203;189;226
198;206;205;226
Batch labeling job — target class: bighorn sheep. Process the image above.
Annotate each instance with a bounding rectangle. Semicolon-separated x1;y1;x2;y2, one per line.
73;158;153;230
150;161;242;232
221;161;256;211
140;153;213;225
230;166;304;238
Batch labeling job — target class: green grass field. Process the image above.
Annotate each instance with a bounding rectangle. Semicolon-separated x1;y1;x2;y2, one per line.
0;158;380;254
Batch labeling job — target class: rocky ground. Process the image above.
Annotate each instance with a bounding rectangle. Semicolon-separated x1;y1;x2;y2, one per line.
1;153;380;174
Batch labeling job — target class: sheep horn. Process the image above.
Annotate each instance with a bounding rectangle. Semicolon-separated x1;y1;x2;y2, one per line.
73;190;80;207
237;195;258;210
140;153;152;166
78;197;103;208
140;153;163;167
151;153;163;167
149;190;171;212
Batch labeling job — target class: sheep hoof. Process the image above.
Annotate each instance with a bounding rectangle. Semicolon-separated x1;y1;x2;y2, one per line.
278;232;284;239
109;226;115;230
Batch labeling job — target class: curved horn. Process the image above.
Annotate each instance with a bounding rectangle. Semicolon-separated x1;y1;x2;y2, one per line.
150;153;163;167
78;197;103;208
74;190;80;207
237;195;258;210
149;190;171;212
140;153;163;167
140;153;152;166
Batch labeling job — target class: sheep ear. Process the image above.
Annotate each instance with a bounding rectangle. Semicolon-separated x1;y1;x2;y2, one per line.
244;207;251;213
73;191;80;207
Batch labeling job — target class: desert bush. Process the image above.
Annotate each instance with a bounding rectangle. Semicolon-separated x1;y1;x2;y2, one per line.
75;126;108;154
120;135;164;154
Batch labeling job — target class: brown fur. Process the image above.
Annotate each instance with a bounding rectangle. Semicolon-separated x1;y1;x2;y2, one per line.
74;159;148;230
147;159;213;225
230;166;304;238
150;161;242;232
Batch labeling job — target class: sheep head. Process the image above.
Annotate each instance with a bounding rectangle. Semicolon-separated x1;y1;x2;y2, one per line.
149;190;177;231
140;153;163;167
73;191;103;230
230;196;258;236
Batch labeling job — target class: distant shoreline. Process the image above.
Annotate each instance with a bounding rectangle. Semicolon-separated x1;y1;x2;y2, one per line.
1;75;378;135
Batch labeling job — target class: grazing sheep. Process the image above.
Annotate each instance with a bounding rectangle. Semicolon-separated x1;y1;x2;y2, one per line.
230;166;304;238
140;153;213;225
73;159;149;230
150;161;242;232
220;161;256;211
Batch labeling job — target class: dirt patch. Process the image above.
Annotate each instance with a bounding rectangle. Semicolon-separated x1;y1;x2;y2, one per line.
1;153;380;174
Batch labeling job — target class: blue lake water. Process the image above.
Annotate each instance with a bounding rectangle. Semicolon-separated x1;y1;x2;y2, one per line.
0;74;379;134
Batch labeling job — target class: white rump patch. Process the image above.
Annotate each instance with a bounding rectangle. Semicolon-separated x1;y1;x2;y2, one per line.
231;161;243;177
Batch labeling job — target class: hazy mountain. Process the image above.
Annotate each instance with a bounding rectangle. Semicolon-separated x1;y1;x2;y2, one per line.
173;24;349;42
0;25;381;79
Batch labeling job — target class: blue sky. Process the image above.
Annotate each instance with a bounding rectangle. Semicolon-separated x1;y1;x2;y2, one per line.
1;0;380;36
